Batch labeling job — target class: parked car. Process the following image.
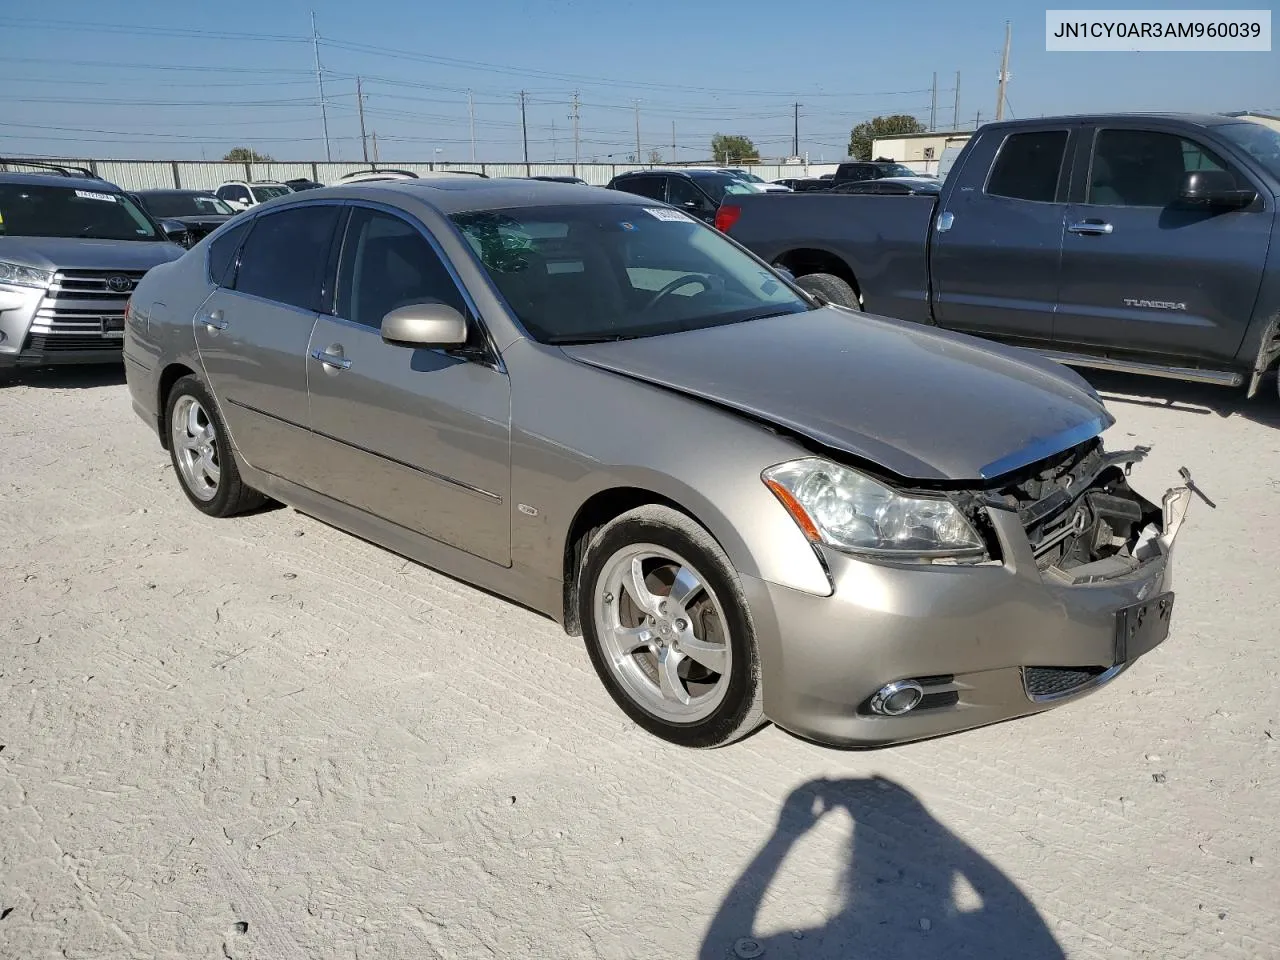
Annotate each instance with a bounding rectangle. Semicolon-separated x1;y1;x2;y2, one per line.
606;169;756;224
830;176;942;196
830;159;922;184
125;178;1195;749
0;162;185;368
214;180;293;210
676;167;790;192
720;114;1280;399
791;178;835;192
284;178;325;191
132;189;237;246
336;168;489;185
530;175;589;185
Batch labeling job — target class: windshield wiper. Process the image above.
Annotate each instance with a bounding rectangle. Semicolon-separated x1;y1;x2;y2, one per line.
546;333;640;345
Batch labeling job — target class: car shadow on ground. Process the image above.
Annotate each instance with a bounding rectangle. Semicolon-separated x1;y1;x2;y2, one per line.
699;776;1064;960
1081;369;1280;430
0;363;126;390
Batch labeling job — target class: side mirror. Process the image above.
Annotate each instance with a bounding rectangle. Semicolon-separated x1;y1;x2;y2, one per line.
1178;170;1256;210
159;219;191;247
381;302;468;348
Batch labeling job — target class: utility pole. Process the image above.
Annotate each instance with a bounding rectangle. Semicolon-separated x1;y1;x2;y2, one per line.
371;131;379;163
467;90;476;163
995;20;1011;121
570;90;580;164
953;71;961;129
975;110;982;129
633;100;641;163
310;11;332;162
930;73;937;132
672;120;677;163
519;90;530;175
551;119;557;162
792;102;801;157
356;76;369;162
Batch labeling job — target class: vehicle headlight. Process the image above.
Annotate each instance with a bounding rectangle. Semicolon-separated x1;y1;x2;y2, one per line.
0;261;54;289
763;457;986;561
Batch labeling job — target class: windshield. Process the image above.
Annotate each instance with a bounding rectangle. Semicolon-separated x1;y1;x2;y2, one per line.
878;163;918;178
1217;121;1280;180
142;193;234;217
450;203;811;344
0;183;161;240
689;173;756;204
251;185;292;201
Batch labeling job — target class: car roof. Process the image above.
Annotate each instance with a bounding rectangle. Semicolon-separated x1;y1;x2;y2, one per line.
292;177;657;215
0;171;121;190
979;112;1243;131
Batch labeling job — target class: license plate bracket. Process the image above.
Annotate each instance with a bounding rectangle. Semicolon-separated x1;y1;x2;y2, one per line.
102;317;125;339
1115;592;1174;664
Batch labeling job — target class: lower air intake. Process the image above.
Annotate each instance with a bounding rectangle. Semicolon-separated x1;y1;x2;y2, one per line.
1024;666;1109;701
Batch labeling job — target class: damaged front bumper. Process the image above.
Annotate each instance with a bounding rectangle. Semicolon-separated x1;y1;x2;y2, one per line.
745;461;1198;749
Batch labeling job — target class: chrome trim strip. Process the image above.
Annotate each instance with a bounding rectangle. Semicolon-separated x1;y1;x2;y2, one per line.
1039;349;1245;388
310;426;503;503
1023;663;1127;704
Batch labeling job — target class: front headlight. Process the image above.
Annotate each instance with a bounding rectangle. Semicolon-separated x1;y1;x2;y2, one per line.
763;457;986;561
0;261;54;289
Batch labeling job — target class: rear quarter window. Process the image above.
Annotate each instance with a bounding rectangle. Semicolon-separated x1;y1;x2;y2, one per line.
207;219;252;286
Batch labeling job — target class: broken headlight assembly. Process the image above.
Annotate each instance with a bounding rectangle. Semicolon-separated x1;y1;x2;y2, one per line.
763;457;986;562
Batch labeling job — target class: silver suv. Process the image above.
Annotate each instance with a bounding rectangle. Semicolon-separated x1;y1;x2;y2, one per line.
0;161;185;369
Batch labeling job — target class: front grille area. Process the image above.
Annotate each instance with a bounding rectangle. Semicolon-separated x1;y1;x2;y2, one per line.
24;333;123;353
28;268;147;340
1024;666;1108;700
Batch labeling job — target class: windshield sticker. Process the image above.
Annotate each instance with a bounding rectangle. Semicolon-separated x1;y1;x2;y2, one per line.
75;190;118;202
643;207;691;222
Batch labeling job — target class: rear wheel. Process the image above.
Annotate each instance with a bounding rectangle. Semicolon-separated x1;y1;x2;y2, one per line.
795;272;860;310
166;375;266;517
579;505;765;748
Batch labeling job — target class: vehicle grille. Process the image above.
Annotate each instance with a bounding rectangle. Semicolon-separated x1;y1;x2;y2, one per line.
25;333;123;353
1024;666;1108;699
28;268;147;340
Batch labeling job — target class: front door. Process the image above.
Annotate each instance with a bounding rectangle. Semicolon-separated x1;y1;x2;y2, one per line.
930;127;1074;343
305;206;512;566
193;204;341;478
1053;125;1270;364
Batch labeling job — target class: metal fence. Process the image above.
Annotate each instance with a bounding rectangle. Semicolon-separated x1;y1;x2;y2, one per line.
1;157;848;190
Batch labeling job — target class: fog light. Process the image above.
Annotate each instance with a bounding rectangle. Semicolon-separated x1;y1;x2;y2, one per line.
870;680;924;716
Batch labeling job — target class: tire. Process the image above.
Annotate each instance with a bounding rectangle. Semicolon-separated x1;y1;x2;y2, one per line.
165;374;266;518
795;272;861;310
578;504;766;748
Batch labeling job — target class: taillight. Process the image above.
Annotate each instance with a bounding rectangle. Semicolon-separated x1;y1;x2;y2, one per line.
714;203;742;233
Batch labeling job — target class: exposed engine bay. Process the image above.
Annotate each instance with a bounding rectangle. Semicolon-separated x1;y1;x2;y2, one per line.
980;439;1172;583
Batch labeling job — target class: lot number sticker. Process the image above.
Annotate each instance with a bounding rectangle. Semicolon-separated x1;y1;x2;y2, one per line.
75;190;118;202
644;207;692;222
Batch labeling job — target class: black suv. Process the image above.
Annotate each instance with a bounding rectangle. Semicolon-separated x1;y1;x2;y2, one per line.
830;159;920;184
606;169;755;224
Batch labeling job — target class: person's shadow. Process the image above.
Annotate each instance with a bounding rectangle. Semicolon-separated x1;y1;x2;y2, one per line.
699;776;1065;960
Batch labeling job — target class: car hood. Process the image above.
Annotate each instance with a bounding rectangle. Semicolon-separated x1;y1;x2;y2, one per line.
0;236;185;271
560;307;1113;483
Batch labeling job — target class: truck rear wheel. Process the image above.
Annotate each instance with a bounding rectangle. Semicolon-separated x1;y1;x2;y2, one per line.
795;273;860;310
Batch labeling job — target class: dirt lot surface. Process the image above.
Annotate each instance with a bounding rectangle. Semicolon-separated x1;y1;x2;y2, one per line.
1;365;1278;960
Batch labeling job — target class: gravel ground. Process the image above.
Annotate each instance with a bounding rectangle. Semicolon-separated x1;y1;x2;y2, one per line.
1;365;1278;960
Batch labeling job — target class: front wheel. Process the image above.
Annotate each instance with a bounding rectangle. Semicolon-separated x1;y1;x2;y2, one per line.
579;505;765;748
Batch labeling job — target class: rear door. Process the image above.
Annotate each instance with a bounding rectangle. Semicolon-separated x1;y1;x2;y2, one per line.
612;175;667;203
304;205;512;566
930;125;1075;343
193;203;341;478
1053;124;1271;364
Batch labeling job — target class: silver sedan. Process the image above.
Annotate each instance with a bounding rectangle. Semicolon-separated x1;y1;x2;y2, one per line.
123;179;1194;748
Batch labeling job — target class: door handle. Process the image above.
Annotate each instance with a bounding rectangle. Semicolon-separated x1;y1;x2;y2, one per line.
310;346;352;370
201;309;227;332
1067;220;1113;236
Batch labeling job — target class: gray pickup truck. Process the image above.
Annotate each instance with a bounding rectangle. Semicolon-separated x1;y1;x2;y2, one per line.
721;114;1280;398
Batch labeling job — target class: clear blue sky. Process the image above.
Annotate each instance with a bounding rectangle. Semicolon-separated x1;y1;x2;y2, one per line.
1;1;1275;163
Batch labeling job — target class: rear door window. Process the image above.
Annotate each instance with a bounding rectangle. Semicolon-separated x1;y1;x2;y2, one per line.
232;205;340;311
207;219;252;286
986;130;1069;203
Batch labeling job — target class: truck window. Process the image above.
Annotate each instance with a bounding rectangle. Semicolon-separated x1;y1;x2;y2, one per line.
985;131;1068;203
1087;129;1229;208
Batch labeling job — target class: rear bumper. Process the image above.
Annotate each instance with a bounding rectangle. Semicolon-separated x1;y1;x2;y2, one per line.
749;485;1190;748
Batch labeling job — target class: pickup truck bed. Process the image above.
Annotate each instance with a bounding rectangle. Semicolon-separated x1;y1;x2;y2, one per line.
722;113;1280;397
